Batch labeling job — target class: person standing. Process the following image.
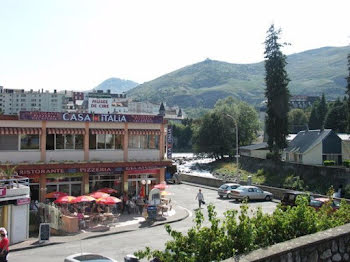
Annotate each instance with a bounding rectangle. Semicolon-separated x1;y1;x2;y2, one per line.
0;228;9;262
195;189;205;209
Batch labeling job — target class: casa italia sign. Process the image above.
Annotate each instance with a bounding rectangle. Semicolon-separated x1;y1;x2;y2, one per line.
19;111;163;124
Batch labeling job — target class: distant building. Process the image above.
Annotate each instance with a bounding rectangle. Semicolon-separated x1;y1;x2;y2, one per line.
87;90;128;114
0;86;66;115
289;95;319;109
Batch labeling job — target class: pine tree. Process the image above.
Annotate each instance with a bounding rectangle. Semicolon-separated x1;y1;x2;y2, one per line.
317;93;328;129
308;101;320;130
346;53;350;132
264;24;290;157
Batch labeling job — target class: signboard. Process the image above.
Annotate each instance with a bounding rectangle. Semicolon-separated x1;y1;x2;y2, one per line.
16;198;31;205
39;223;50;243
19;111;163;124
167;125;173;159
0;188;6;197
88;97;112;114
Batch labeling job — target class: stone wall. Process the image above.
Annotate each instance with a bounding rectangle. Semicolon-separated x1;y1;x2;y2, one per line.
239;156;350;193
224;223;350;262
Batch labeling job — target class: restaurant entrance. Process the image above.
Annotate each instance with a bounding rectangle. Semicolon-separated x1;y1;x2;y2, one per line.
89;173;122;196
46;174;83;196
128;174;156;197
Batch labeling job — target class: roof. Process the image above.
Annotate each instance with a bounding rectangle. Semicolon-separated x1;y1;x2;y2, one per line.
338;134;350;141
240;142;268;151
285;129;332;154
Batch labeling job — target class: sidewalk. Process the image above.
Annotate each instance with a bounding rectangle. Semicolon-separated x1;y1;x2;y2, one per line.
11;205;189;252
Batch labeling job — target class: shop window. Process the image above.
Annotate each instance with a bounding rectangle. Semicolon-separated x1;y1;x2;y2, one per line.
53;134;83;150
20;134;40;150
0;135;18;150
128;135;160;149
56;134;64;149
75;135;84;149
115;135;123;149
97;134;106;149
65;134;74;149
105;134;114;149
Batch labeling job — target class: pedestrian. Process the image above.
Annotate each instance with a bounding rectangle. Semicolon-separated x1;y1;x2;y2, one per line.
195;189;205;209
0;228;9;262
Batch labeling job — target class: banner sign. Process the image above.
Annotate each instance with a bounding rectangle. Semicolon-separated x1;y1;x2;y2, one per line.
19;111;163;124
88;98;112;114
16;198;31;205
167;125;173;159
0;188;6;197
18;167;123;176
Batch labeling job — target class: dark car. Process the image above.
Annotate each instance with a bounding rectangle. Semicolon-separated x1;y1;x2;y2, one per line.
309;198;340;211
281;190;311;207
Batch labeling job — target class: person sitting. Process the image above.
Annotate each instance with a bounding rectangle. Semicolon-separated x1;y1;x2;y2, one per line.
85;204;92;214
77;209;86;230
97;205;104;214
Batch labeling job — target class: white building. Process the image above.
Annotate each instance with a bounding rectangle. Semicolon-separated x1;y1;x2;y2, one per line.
87;90;128;114
0;86;66;115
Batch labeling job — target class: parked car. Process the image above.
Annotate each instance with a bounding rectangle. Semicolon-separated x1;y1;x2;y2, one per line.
64;253;118;262
229;186;273;201
218;183;240;199
309;197;340;211
281;190;311;207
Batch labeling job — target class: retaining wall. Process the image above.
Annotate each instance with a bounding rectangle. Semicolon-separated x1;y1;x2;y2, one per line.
224;223;350;262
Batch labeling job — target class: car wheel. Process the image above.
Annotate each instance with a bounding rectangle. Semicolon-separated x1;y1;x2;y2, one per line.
219;195;223;199
265;195;272;201
227;194;232;199
243;196;249;202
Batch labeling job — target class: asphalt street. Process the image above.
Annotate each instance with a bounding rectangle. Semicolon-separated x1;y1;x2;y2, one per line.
10;184;277;262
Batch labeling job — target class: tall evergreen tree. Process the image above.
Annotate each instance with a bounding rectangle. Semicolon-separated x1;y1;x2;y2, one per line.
308;101;320;130
325;99;347;133
264;24;290;157
346;53;350;132
317;93;328;129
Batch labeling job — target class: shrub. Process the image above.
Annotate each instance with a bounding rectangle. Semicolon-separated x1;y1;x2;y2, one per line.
343;160;350;168
323;160;335;166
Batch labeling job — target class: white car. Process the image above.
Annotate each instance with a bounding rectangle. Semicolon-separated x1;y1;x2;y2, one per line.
217;183;240;199
64;253;118;262
229;186;273;201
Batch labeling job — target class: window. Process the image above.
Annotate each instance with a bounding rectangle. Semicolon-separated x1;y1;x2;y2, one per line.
128;135;160;149
20;134;40;150
89;134;123;150
49;134;84;150
0;135;18;150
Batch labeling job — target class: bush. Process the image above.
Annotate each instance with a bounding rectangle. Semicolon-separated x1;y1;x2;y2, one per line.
324;160;335;166
135;198;350;262
343;160;350;168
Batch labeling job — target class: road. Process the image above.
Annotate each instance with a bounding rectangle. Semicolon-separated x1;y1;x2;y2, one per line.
10;184;277;262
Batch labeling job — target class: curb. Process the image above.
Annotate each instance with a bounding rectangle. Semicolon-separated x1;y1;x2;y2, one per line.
11;206;190;253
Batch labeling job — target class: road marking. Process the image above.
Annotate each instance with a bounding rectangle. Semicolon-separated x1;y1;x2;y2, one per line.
182;206;193;218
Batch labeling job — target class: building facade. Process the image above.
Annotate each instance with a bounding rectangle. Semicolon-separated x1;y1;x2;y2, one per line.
0;111;172;202
0;86;66;115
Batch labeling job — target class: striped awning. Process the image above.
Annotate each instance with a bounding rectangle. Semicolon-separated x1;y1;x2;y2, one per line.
128;129;161;135
90;129;125;135
0;127;42;135
47;128;85;135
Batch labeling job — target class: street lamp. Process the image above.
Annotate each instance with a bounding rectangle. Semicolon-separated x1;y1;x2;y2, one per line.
225;113;239;174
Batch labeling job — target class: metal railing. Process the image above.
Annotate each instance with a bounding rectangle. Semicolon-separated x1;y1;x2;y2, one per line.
0;175;29;189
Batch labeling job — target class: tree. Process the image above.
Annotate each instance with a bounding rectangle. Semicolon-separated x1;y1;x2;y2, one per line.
317;93;328;129
308;101;320;130
193;97;260;159
324;99;348;133
288;109;308;133
346;53;350;132
264;24;290;157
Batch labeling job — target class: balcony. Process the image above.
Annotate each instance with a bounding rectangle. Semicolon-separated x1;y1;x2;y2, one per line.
0;176;30;200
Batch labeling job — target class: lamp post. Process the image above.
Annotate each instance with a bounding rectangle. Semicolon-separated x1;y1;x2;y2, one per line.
225;113;239;173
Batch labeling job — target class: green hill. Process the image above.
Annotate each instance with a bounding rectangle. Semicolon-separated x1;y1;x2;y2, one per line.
94;78;138;93
127;46;350;109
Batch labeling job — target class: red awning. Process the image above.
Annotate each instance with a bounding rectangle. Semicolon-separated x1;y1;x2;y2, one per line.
0;127;42;135
90;129;125;135
128;129;161;135
47;128;85;135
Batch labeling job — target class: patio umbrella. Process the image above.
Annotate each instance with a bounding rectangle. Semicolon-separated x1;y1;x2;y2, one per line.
154;183;168;190
89;192;110;199
160;191;173;196
71;195;95;203
96;196;122;205
54;196;76;204
97;188;118;194
45;191;68;199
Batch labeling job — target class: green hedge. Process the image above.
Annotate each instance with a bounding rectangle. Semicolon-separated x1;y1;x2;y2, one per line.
324;160;335;166
135;198;350;262
343;160;350;168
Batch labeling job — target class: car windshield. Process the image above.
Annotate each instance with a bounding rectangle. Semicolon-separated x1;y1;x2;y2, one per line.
235;186;245;191
310;200;323;207
74;255;113;262
220;185;228;189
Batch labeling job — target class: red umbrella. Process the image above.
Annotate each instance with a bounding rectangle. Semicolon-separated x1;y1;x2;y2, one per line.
96;196;122;205
45;191;68;199
97;188;118;194
71;195;95;203
154;183;168;190
54;196;76;204
89;192;110;199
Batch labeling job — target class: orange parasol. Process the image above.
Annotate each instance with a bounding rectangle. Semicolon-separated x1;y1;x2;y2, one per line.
45;191;68;199
96;196;122;205
71;195;95;203
54;196;76;204
89;192;110;199
154;183;168;190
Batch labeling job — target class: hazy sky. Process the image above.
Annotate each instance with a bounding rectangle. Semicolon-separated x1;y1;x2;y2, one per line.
0;0;349;91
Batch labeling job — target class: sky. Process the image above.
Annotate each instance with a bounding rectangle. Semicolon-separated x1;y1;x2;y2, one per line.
0;0;349;92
